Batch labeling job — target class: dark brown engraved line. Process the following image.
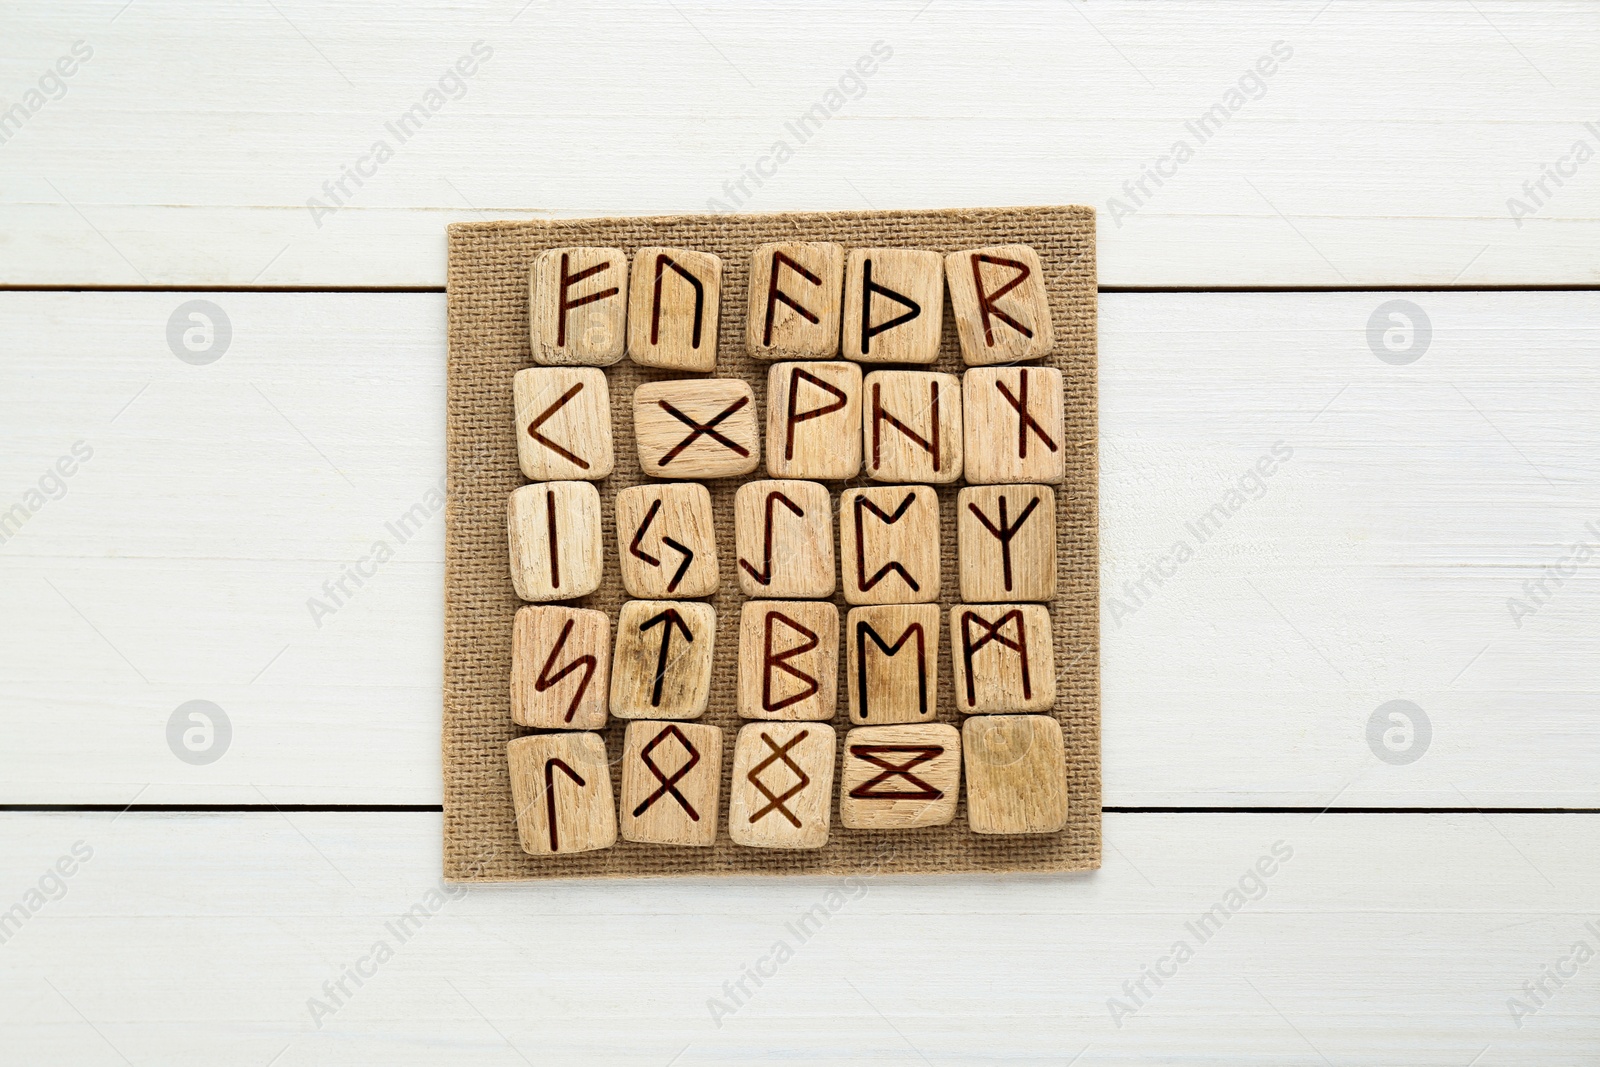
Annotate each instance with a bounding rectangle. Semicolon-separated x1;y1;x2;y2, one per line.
556;253;618;347
784;367;848;460
747;730;811;826
855;620;928;721
960;608;1031;707
858;258;921;356
847;744;944;800
870;380;941;471
764;250;823;346
994;369;1059;460
656;397;751;465
762;610;820;713
650;253;705;348
739;490;804;585
966;493;1042;592
638;607;695;707
543;756;586;851
633;723;702;820
853;491;921;593
970;252;1033;346
545;489;560;589
535;618;596;723
628;497;695;591
526;381;590;469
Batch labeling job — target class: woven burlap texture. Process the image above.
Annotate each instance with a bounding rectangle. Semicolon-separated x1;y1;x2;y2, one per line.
445;206;1099;880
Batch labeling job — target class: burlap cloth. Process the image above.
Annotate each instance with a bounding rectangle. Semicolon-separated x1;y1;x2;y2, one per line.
444;206;1099;880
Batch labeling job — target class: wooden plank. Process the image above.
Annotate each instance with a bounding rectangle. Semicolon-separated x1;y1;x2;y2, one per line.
0;812;1594;1063
4;2;1600;286
4;290;1600;806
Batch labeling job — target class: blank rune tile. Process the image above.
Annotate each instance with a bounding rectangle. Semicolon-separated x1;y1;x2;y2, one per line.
841;248;945;364
838;722;961;830
513;367;614;481
962;366;1064;485
614;482;720;598
627;247;722;372
728;721;837;849
845;603;941;725
508;731;617;856
609;598;717;720
839;484;940;605
949;603;1056;714
944;244;1054;366
734;479;835;599
963;715;1069;835
511;605;611;730
633;378;760;479
507;481;604;602
863;370;963;484
765;360;863;480
619;720;723;847
746;241;845;361
738;599;840;722
529;246;629;366
957;484;1057;603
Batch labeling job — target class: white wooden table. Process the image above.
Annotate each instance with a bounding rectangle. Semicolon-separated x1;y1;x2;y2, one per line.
4;2;1598;1062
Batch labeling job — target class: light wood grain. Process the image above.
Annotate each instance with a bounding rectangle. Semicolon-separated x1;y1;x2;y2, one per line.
839;485;942;604
632;378;760;479
627;248;722;372
949;603;1056;714
839;722;961;829
727;721;837;848
963;714;1070;834
614;482;720;598
842;249;946;363
737;599;839;722
845;603;942;726
745;242;845;360
507;731;617;855
864;370;964;484
609;599;716;720
958;484;1057;602
507;481;604;601
529;247;628;366
619;720;722;847
945;244;1054;366
962;366;1065;485
512;367;615;480
764;360;862;480
734;479;835;598
510;605;610;730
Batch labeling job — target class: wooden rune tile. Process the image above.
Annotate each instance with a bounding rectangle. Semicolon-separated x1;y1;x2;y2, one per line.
746;242;845;360
738;599;840;722
510;605;611;730
619;720;723;847
728;721;837;849
633;378;760;479
862;370;963;484
963;715;1070;835
962;366;1065;485
957;485;1057;603
949;603;1056;714
944;244;1054;366
508;731;617;856
844;603;941;725
529;246;629;366
734;479;834;598
764;360;862;480
507;481;604;602
614;482;720;599
513;367;614;481
838;723;961;830
627;247;722;372
838;484;940;605
609;599;717;720
840;248;944;364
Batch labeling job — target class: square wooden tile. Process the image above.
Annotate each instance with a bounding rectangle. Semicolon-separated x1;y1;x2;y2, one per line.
957;485;1057;603
511;605;611;730
512;367;614;481
633;378;760;479
619;720;723;847
841;248;945;364
738;599;840;721
609;599;717;720
508;731;617;855
962;366;1064;485
944;244;1054;366
963;715;1069;835
949;603;1055;713
627;247;722;372
734;479;834;598
529;246;629;366
863;370;963;484
765;360;862;480
507;481;604;602
614;482;720;598
838;723;961;830
746;241;845;360
728;721;837;849
839;485;940;605
844;603;941;725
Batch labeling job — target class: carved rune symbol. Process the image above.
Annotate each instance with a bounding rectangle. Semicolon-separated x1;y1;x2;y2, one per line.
763;250;822;345
870;379;942;471
633;724;702;820
855;620;929;721
545;489;561;588
542;757;586;852
739;491;804;586
762;611;820;713
656;397;751;466
556;252;618;347
747;730;811;827
853;492;920;593
526;381;591;469
960;609;1032;707
966;494;1042;593
638;607;695;707
629;497;695;593
994;369;1059;459
783;367;847;460
848;745;945;800
969;252;1034;346
535;618;596;723
650;253;706;348
858;258;921;356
